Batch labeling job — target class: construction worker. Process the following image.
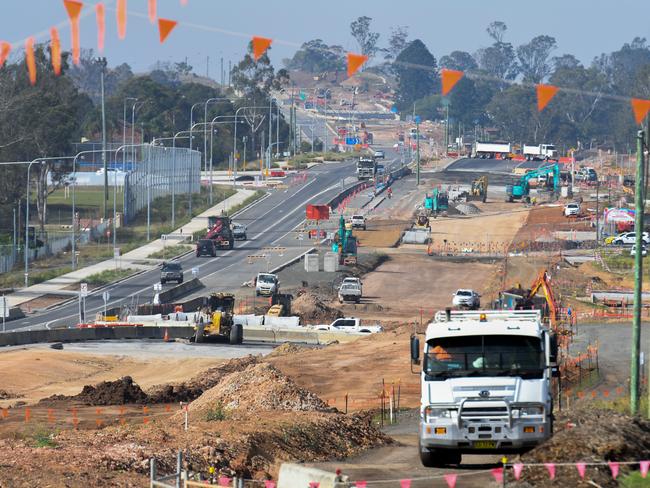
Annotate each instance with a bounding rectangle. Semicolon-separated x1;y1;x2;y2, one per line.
387;187;392;199
333;468;347;488
431;344;451;361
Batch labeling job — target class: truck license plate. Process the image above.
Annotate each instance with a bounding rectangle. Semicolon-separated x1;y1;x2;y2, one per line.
473;441;497;449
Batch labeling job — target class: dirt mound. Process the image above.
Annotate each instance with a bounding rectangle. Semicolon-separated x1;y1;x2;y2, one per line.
44;376;148;406
0;390;20;400
455;203;481;215
181;363;332;419
266;342;308;358
148;356;260;404
513;408;650;487
291;290;342;324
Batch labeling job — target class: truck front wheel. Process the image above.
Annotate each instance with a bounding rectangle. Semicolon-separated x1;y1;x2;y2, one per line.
419;444;461;467
229;323;243;345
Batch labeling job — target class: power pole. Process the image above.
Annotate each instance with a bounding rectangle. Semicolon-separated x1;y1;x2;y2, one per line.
99;57;108;219
416;117;421;186
631;128;646;415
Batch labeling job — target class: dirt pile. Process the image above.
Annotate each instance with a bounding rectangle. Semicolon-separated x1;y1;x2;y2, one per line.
148;356;260;403
291;289;342;324
513;408;650;487
44;376;148;405
0;389;20;400
455;203;481;215
181;363;333;418
266;342;308;358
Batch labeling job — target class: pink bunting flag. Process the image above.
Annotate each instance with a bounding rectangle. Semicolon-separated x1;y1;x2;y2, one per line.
355;482;366;488
444;473;457;488
545;463;556;480
513;463;524;480
609;461;619;479
641;460;650;478
400;480;411;488
491;467;503;483
218;477;231;487
264;482;275;488
308;483;319;488
576;462;586;479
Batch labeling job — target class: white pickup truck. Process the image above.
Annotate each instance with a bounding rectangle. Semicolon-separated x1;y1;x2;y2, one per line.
338;282;362;303
313;317;383;334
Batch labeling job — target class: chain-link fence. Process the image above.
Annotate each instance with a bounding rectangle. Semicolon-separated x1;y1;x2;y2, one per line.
123;145;201;224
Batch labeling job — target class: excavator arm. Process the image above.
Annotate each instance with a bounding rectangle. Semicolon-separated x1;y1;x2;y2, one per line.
528;269;558;329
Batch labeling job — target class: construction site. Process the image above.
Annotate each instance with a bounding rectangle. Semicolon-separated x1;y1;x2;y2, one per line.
2;127;650;488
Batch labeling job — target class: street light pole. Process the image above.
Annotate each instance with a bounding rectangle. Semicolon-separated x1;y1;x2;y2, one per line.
123;97;137;168
131;101;145;168
233;106;267;188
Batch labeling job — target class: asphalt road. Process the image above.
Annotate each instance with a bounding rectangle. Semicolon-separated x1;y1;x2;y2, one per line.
10;149;402;331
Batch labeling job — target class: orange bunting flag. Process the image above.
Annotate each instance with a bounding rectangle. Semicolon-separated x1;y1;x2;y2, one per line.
148;0;156;23
158;19;178;44
95;3;105;51
25;37;36;85
0;41;11;69
536;84;559;112
441;69;464;96
347;52;368;78
117;0;127;40
63;0;83;65
50;27;62;76
252;36;272;61
631;98;650;125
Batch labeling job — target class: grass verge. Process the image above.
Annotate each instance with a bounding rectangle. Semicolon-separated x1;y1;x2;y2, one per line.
285;151;361;169
621;471;650;487
147;245;192;260
84;268;136;286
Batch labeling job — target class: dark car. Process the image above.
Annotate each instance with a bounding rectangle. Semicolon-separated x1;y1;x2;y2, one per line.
161;262;183;284
196;239;217;257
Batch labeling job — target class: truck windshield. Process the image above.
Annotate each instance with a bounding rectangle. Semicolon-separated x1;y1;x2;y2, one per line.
424;335;543;379
258;275;275;283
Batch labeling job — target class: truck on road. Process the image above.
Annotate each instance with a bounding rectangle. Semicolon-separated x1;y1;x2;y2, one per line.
411;309;556;466
207;216;234;250
523;144;557;161
357;156;377;180
473;142;512;159
313;317;382;334
338;281;362;303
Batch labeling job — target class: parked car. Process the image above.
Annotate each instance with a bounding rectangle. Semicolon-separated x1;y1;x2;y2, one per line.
350;215;366;230
612;232;650;246
374;150;385;159
452;289;480;309
631;244;648;257
160;262;183;284
564;202;580;217
255;273;279;297
313;317;383;334
231;222;247;240
196;239;217;257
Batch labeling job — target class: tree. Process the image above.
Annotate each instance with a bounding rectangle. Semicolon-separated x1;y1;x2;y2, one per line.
439;51;478;72
487;21;507;43
394;40;438;112
67;49;133;102
516;35;557;83
0;45;92;236
384;26;409;61
553;54;582;71
476;42;519;80
350;16;380;61
285;39;345;75
593;37;650;96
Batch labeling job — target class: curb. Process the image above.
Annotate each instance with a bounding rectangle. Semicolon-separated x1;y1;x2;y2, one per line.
269;247;316;275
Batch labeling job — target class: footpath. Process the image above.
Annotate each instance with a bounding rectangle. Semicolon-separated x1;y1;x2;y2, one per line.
6;189;257;308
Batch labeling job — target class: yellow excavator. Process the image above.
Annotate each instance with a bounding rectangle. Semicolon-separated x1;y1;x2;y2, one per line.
469;176;488;203
193;293;243;344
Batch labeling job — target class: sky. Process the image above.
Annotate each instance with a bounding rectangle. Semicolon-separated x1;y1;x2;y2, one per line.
1;0;649;76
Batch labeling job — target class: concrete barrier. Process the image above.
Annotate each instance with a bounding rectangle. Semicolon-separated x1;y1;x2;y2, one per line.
158;278;204;304
278;464;340;488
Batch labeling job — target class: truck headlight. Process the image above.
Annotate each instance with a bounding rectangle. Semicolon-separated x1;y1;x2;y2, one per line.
424;406;453;420
513;406;543;417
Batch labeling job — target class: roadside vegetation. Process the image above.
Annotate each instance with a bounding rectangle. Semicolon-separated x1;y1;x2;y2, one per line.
147;245;191;260
285;151;362;169
84;268;136;286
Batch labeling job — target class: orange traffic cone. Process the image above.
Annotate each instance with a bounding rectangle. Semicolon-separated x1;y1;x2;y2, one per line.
163;328;170;342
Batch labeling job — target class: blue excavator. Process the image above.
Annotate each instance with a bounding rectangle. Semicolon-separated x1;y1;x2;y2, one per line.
506;164;560;203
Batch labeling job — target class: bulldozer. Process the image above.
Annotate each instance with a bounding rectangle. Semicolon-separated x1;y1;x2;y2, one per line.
468;176;488;203
193;293;243;344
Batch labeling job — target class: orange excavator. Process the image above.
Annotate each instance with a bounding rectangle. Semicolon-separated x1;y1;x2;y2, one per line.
528;269;559;329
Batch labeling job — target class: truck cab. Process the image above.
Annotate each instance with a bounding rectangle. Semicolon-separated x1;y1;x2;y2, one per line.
255;273;279;297
412;310;555;466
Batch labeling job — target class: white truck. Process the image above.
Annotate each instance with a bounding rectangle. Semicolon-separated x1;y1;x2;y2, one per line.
523;144;557;161
338;282;362;303
411;309;556;466
313;317;383;334
255;273;279;297
473;142;512;159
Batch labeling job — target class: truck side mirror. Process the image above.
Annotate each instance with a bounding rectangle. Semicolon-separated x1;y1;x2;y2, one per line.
549;333;558;364
410;335;420;364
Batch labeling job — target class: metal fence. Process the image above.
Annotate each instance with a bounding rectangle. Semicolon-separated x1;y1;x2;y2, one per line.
123;145;201;224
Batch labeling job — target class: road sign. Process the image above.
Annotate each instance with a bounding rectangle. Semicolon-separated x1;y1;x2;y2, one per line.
114;248;121;259
154;283;162;292
191;267;199;277
161;234;168;241
80;282;88;298
102;291;110;302
0;296;8;318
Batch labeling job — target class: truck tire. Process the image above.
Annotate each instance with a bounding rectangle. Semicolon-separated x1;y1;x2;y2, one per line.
419;446;439;468
229;242;234;250
229;323;243;345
